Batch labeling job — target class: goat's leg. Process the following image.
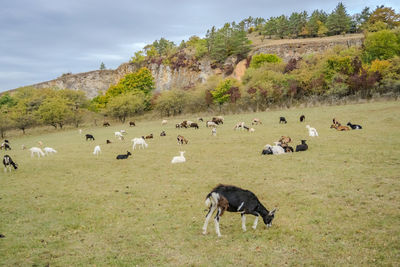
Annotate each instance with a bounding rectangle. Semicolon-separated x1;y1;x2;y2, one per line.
202;204;216;235
252;213;259;230
214;208;222;237
241;213;247;231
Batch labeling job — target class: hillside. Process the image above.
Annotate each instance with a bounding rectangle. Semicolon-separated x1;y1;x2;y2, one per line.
27;34;363;99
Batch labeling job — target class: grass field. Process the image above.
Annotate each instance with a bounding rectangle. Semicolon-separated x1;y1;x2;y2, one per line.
1;101;399;266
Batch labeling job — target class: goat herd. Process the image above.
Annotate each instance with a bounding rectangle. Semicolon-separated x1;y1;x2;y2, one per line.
1;114;363;237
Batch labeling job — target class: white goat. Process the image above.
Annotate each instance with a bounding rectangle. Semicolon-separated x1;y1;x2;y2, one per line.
115;131;124;140
120;130;127;135
93;145;101;156
234;122;245;130
211;127;217;136
79;129;82;134
207;121;218;128
43;147;57;155
132;138;148;150
161;119;168;125
171;151;186;164
249;128;255;133
263;143;285;155
306;125;319;137
29;147;45;158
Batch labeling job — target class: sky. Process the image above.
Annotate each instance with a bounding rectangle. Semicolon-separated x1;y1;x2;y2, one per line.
0;0;399;92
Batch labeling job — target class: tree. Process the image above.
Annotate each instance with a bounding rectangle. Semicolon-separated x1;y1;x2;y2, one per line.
100;62;106;70
106;67;155;97
208;23;251;63
275;15;289;38
130;50;145;64
0;93;16;107
263;17;278;39
152;38;176;56
10;101;36;134
0;106;12;138
326;2;351;35
154;90;187;116
37;97;73;129
106;92;146;122
307;10;328;37
363;30;400;62
368;6;400;30
288;11;308;38
211;79;238;111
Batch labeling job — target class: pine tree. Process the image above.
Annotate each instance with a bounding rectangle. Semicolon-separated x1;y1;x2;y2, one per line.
326;2;351;35
100;62;106;70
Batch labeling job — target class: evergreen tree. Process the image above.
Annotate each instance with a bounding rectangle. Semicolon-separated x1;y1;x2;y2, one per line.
100;62;106;70
326;2;352;35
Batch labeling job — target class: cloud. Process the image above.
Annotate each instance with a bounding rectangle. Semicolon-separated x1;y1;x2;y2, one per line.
0;0;398;91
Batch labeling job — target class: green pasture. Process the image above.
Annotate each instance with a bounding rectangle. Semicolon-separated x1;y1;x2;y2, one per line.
0;101;399;266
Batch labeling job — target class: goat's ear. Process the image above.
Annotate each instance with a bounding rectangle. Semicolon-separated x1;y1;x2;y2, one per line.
269;208;277;215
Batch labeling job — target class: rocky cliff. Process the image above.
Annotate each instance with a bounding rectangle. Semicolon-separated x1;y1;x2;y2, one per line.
30;34;364;99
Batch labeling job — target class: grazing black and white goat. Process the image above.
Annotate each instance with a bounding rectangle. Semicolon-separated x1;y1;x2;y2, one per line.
116;151;132;160
203;184;277;237
160;131;166;136
85;134;95;141
0;142;11;150
347;122;362;130
3;155;18;172
300;115;305;122
279;117;287;124
295;140;308;152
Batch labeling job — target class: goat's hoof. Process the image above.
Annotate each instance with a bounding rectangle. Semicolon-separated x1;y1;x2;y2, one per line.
202;231;207;235
252;226;257;230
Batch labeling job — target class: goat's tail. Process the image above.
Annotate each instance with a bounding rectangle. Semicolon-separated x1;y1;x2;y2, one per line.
205;192;213;207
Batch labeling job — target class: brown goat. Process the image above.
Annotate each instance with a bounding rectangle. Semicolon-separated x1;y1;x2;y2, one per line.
252;118;262;125
177;135;188;145
330;124;350;131
278;136;291;145
145;134;153;139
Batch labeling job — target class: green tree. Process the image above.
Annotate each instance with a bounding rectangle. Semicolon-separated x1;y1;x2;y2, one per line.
155;90;187;116
208;23;251;63
263;17;278;39
106;67;155;98
152;38;176;56
307;10;328;37
289;11;308;38
0;106;12;138
10;101;36;134
211;79;238;111
275;15;289;38
0;93;16;107
326;2;351;35
37;97;73;129
106;92;146;122
100;62;106;70
131;50;145;64
363;30;400;62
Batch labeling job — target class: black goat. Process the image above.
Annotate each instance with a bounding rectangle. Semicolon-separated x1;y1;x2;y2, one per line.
295;140;308;152
347;122;362;130
103;122;110;127
279;117;287;124
116;151;132;160
3;155;18;172
160;131;166;136
203;184;276;237
106;139;112;144
129;121;136;127
300;115;305;122
85;134;95;141
190;122;199;129
261;147;273;155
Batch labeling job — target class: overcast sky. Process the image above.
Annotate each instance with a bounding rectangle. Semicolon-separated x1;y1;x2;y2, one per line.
0;0;398;92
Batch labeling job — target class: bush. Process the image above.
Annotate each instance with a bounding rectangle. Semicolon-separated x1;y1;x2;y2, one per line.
250;54;282;68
